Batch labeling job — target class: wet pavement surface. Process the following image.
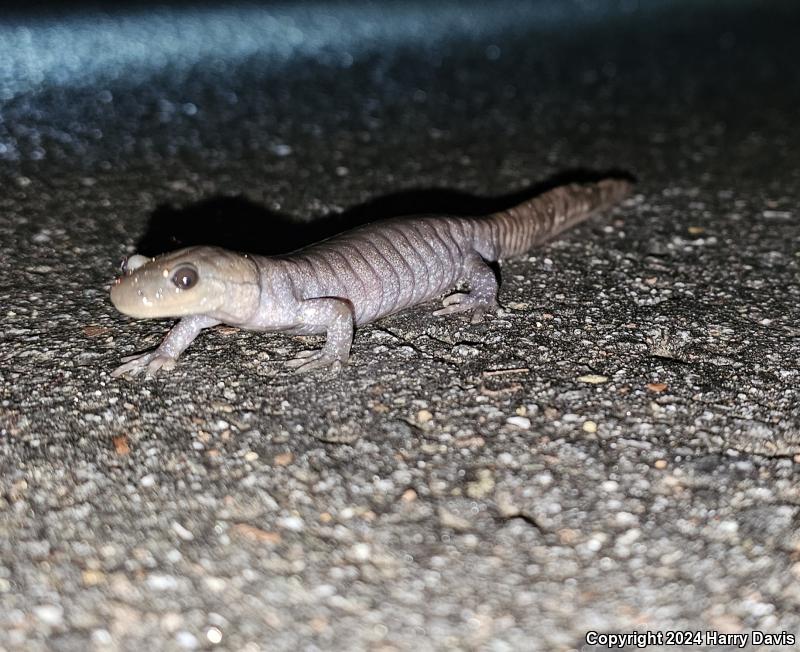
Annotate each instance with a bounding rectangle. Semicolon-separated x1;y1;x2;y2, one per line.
1;1;799;650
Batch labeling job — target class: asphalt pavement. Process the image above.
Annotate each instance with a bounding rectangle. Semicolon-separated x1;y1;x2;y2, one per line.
0;1;799;650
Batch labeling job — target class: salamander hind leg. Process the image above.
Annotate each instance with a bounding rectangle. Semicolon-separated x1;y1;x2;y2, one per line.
434;254;499;324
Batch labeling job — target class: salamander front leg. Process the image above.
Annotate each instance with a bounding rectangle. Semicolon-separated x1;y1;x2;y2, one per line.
434;254;499;324
286;298;355;373
112;315;220;378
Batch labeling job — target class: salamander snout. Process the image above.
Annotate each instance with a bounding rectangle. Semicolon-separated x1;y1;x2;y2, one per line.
110;247;233;319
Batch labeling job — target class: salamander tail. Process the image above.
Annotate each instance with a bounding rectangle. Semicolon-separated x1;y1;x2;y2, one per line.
478;178;633;259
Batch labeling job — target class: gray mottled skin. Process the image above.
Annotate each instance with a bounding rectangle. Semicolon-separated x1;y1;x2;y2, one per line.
110;179;632;376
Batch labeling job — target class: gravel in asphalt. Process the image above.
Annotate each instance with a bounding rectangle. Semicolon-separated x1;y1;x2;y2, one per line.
1;1;799;650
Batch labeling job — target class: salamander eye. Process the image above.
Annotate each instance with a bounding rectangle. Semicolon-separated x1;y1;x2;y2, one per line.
171;265;199;290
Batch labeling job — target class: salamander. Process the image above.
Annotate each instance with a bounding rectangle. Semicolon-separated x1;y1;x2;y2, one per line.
110;178;632;376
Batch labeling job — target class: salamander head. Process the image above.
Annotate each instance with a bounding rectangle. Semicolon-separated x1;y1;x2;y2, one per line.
110;246;260;321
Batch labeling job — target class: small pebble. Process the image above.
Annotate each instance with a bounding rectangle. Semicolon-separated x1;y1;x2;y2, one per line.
147;574;178;591
349;543;371;561
274;452;293;466
278;516;304;532
206;627;223;644
401;488;417;502
438;507;472;531
578;374;608;384
466;469;495;499
112;435;130;456
82;570;105;586
175;631;199;649
91;630;112;644
204;577;227;593
270;143;292;157
33;605;63;626
506;416;531;429
172;521;194;541
417;409;433;424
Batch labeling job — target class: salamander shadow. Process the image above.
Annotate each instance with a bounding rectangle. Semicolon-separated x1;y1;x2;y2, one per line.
135;168;635;257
